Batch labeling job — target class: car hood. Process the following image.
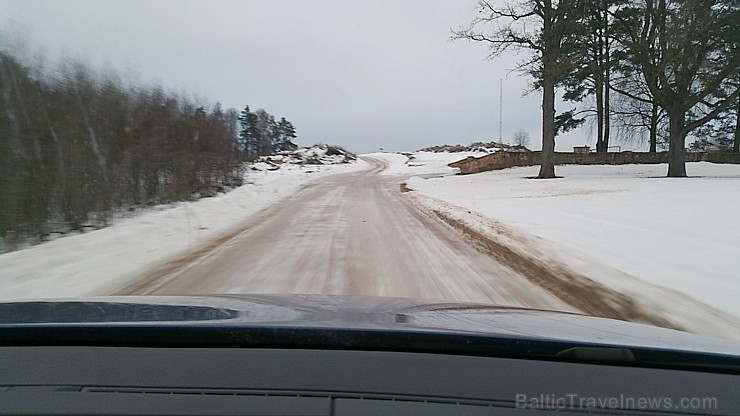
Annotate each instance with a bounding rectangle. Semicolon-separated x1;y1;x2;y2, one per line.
1;294;738;357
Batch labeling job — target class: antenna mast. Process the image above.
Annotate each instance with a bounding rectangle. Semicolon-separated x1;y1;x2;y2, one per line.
499;78;503;143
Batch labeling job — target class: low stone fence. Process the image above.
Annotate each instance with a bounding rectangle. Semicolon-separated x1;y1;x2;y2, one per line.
448;151;740;175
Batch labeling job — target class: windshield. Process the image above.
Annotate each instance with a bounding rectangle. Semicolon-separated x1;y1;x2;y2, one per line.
1;0;738;348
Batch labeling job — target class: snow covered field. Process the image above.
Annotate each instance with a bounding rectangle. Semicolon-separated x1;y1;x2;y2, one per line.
0;160;367;300
387;155;740;335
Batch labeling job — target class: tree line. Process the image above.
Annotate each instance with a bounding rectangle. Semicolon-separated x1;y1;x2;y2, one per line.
454;0;739;178
238;106;297;159
0;51;296;251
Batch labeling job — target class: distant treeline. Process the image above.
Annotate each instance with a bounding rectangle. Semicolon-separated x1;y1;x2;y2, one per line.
0;51;289;251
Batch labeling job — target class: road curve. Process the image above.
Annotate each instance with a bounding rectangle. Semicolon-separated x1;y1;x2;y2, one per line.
123;157;575;312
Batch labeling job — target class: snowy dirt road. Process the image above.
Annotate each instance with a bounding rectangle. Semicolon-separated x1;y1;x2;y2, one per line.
115;157;575;312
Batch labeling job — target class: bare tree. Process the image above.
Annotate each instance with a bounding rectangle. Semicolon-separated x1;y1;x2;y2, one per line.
254;108;276;156
512;129;531;147
0;50;245;252
609;63;669;152
453;0;584;178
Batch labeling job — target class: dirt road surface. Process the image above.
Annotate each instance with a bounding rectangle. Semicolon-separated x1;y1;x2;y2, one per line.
119;157;576;312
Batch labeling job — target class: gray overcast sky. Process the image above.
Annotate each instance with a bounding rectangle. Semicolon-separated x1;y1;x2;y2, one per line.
1;0;597;154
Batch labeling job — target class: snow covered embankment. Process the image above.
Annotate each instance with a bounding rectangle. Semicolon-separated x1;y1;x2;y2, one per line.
364;151;482;176
404;162;740;340
0;154;367;301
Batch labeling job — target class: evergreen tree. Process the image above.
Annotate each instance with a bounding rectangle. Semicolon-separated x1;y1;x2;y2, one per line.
275;117;298;151
238;107;298;156
237;105;259;159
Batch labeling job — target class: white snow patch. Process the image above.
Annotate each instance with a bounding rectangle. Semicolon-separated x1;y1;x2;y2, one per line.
405;162;740;336
0;160;368;301
365;151;486;176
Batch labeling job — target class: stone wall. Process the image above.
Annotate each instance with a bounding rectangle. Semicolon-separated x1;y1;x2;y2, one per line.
448;151;740;175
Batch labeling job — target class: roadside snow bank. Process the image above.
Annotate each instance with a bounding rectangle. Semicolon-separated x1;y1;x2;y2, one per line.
405;162;740;338
0;160;368;300
365;151;483;176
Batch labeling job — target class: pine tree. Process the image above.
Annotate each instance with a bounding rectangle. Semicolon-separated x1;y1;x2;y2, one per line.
238;107;298;156
275;117;298;151
237;105;259;159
